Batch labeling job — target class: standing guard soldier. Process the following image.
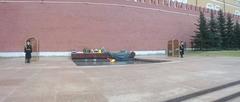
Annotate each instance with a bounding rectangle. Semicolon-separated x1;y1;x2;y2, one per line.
179;41;184;58
24;40;32;63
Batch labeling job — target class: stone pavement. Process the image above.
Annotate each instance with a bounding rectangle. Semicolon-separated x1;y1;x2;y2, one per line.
0;56;240;102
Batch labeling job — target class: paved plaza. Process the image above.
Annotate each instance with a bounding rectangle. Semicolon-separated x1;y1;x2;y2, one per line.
0;56;240;102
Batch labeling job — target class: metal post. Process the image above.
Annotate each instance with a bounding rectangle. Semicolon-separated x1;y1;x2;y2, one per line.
223;0;226;13
195;0;198;7
168;0;171;7
37;40;40;61
195;0;198;10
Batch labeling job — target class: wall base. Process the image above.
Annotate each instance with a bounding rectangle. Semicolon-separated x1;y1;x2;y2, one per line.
0;50;166;57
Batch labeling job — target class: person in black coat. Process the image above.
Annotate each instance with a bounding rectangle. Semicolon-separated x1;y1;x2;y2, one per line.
179;41;184;58
24;40;32;63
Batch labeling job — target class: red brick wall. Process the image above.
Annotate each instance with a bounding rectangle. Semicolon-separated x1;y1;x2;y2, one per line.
0;0;198;52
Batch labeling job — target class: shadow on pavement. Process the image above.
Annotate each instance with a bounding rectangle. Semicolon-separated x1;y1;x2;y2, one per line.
213;91;240;102
164;80;240;102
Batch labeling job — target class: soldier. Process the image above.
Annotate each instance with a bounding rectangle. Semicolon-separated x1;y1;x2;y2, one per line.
24;40;32;63
179;41;184;58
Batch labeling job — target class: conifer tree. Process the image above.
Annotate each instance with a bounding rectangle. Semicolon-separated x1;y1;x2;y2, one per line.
225;14;235;49
193;11;209;50
208;10;221;49
233;21;240;49
217;10;227;49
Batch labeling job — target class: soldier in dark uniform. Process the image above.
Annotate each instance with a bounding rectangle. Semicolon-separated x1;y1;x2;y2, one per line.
179;41;184;58
24;40;32;63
